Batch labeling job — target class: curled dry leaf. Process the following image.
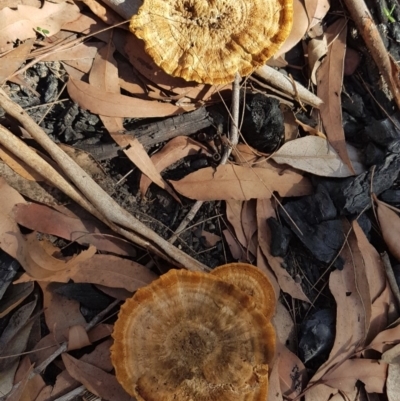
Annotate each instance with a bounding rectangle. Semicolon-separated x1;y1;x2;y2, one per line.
272;0;309;59
225;200;247;248
322;359;387;393
317;18;355;174
170;164;312;201
17;254;158;294
0;38;35;83
13;203;137;257
0;1;80;52
62;354;132;401
67;325;92;351
140;136;210;196
67;76;187;118
304;0;330;29
272;133;365;178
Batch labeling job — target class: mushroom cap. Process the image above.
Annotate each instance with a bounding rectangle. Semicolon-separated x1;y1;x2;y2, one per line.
111;269;276;401
129;0;293;84
211;263;276;320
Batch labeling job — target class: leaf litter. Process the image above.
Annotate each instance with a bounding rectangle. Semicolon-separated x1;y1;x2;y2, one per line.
0;0;400;400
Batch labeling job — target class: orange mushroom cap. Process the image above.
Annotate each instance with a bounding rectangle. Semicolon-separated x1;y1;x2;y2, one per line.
129;0;293;84
211;263;277;320
111;269;276;401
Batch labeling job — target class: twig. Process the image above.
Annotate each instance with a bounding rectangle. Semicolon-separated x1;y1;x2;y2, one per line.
0;90;208;272
168;73;241;245
343;0;400;110
53;385;86;401
254;65;323;108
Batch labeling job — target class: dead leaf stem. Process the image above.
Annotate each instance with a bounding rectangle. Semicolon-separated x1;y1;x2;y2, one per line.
0;90;208;272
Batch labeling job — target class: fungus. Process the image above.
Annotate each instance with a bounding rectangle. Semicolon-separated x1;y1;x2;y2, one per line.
211;263;276;320
111;269;276;401
129;0;293;84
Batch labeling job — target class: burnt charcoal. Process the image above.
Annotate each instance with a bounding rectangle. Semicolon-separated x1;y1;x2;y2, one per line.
43;74;59;103
0;252;20;300
240;94;284;153
279;190;343;266
342;112;365;144
388;140;400;153
267;217;292;257
364;112;400;148
299;309;335;363
364;142;386;166
342;93;366;119
380;189;400;206
54;283;111;310
320;153;400;215
355;213;372;239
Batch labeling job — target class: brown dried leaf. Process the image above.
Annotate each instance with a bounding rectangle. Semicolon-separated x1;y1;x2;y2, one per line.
170;164;312;201
67;76;186;118
0;38;34;83
39;282;86;341
88;40;126;142
222;229;246;260
17;254;157;293
41;41;102;64
13;203;137;257
12;233;96;280
12;357;45;401
304;0;330;29
124;138;180;202
353;221;389;341
375;199;400;261
140;136;209;196
0;1;80;52
241;200;258;257
367;324;400;354
200;230;221;247
273;0;309;58
272;136;364;177
257;199;310;302
277;345;308;398
323;359;387;393
225;200;247;248
62;353;133;401
317;18;355;173
271;302;295;350
308;231;368;385
67;325;92;351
